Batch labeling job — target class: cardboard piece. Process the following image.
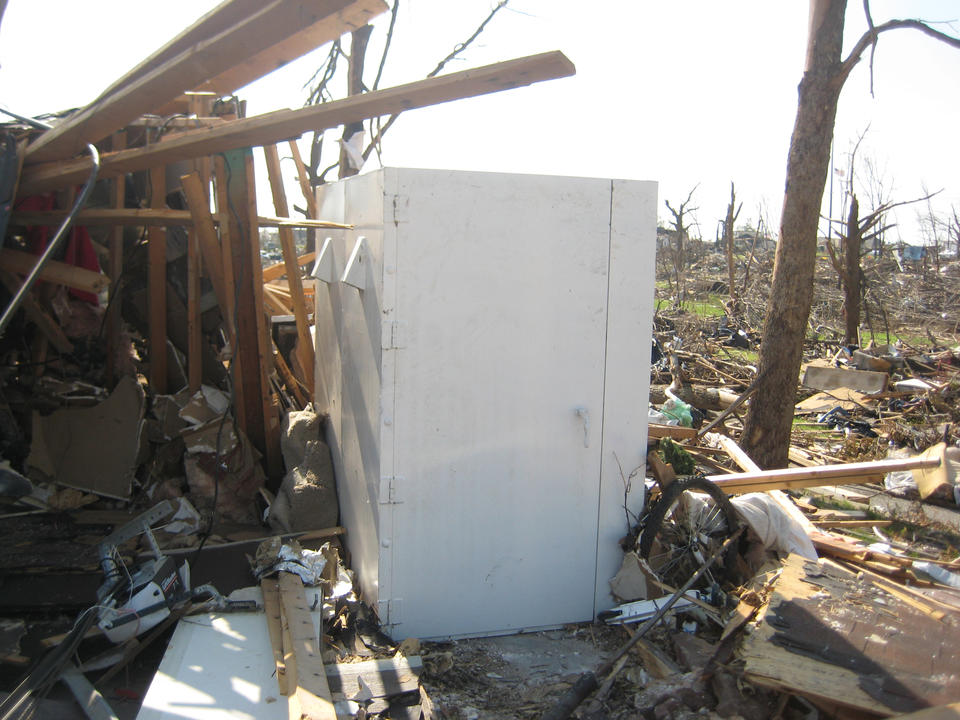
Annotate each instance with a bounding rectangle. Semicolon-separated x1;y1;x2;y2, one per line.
26;376;144;499
795;388;873;413
912;443;960;501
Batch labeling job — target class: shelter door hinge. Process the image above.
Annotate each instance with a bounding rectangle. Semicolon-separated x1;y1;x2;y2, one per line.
379;476;403;504
383;321;405;349
391;194;408;224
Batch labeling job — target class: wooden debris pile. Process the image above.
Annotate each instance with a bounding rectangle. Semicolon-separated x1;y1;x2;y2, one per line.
0;2;578;718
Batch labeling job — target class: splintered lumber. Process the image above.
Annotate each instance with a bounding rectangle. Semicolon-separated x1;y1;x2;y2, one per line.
0;248;109;294
180;172;232;343
277;572;337;720
706;454;942;495
19;51;576;195
264;144;314;394
0;271;73;354
288;140;318;218
11;207;351;230
263;252;316;283
24;0;387;163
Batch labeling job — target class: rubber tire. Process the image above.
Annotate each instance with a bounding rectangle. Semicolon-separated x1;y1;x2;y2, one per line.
638;475;741;579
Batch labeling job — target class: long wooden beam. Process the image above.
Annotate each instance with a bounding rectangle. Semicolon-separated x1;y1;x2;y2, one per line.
264;144;314;394
19;51;576;195
0;248;109;293
11;208;351;229
707;455;942;494
25;0;386;163
98;0;384;104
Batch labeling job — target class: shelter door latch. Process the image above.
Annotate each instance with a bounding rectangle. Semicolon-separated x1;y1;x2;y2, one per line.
574;407;590;448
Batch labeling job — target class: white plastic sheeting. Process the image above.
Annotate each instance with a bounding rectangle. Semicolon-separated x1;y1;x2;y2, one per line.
731;493;818;560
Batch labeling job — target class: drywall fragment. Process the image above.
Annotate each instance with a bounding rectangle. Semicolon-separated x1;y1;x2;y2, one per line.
801;364;887;394
609;551;658;602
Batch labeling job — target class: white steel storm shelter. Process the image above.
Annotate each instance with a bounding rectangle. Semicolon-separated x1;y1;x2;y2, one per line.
313;168;657;640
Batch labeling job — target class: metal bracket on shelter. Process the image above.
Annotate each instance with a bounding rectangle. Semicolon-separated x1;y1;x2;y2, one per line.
312;236;335;284
341;235;368;290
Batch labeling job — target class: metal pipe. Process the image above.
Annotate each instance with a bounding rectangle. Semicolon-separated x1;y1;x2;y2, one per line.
0;108;100;338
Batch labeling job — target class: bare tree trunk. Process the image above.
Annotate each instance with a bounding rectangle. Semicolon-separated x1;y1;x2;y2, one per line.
723;181;741;301
742;0;847;468
843;194;861;344
339;24;374;179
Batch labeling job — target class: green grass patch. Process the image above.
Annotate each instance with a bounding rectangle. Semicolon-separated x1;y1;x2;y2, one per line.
681;293;726;318
859;329;931;348
721;347;759;364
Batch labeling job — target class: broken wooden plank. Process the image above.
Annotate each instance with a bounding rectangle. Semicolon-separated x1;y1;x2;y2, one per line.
0;248;109;294
25;0;387;163
260;577;288;696
11;208;351;229
325;656;422;700
278;572;337;720
264;143;314;395
706;455;941;495
19;51;576;194
647;423;697;440
202;0;386;96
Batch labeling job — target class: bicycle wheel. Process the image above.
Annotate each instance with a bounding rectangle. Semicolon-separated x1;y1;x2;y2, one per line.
637;475;741;589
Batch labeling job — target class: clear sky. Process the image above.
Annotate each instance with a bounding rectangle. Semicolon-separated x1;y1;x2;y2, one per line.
1;1;957;244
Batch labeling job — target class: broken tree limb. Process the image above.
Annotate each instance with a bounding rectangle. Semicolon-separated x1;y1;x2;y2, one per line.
19;51;576;195
696;376;761;439
540;527;745;720
652;383;740;412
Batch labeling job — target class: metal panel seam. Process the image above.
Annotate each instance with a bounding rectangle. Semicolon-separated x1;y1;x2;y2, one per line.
591;179;616;618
